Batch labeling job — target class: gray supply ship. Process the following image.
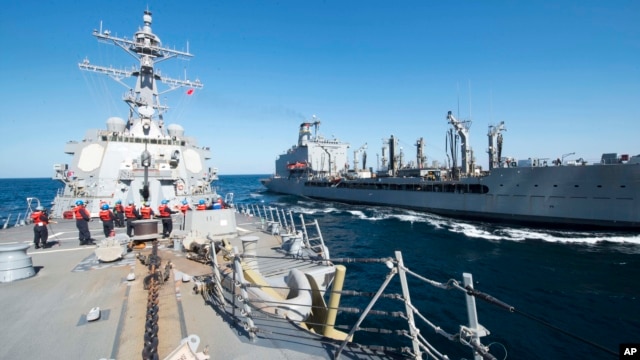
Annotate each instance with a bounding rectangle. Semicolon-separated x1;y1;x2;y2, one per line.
50;10;219;218
262;114;640;230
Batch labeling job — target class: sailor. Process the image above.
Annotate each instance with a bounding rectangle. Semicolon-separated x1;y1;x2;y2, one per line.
99;204;116;237
179;199;191;230
213;196;228;210
140;202;155;219
74;200;95;246
158;199;178;238
114;200;125;228
124;201;141;237
31;206;49;249
196;199;207;211
180;199;191;214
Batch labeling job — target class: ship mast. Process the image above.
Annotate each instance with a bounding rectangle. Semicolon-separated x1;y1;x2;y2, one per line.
79;10;203;134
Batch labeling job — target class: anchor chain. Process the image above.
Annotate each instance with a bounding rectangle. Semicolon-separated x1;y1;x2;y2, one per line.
140;241;171;360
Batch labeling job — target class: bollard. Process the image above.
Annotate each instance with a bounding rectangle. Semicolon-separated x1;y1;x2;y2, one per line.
0;243;36;282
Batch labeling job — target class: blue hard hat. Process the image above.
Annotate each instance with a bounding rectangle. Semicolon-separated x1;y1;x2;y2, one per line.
199;199;205;205
116;200;122;204
76;200;84;206
101;204;109;210
161;199;169;204
182;199;188;205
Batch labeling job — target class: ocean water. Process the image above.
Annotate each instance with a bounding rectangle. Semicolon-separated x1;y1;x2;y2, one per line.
2;175;639;359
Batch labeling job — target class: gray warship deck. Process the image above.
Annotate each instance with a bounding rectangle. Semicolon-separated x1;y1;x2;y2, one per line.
0;213;345;360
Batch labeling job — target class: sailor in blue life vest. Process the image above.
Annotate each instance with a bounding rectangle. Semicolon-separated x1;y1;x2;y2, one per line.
114;200;125;228
124;200;141;237
31;206;49;249
212;196;227;210
158;199;178;238
99;203;116;237
74;200;95;246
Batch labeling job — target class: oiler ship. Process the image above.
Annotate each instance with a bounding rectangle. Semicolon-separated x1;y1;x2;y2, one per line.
50;9;217;217
262;113;640;230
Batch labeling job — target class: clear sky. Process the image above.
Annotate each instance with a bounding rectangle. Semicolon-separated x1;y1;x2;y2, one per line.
1;1;638;178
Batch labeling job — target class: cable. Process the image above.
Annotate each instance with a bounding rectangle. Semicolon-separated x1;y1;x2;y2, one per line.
513;308;617;357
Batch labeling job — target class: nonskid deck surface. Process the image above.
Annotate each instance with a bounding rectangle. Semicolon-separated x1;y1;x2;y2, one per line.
0;213;339;360
232;220;330;279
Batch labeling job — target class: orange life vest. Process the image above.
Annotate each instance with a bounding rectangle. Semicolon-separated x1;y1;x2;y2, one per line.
140;207;152;219
158;205;171;218
31;211;48;226
99;210;112;221
74;206;87;220
115;204;124;213
196;204;206;211
180;205;190;214
124;205;136;219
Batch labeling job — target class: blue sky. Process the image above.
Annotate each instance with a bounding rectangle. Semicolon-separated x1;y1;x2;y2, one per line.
1;1;638;177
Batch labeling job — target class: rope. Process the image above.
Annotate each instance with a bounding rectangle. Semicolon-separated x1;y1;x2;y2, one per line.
513;309;617;357
463;285;617;357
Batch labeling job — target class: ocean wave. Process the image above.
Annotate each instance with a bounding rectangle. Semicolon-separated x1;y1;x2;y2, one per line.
269;199;640;246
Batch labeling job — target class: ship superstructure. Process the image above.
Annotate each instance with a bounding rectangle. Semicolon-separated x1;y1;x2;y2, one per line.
51;10;217;217
263;112;640;230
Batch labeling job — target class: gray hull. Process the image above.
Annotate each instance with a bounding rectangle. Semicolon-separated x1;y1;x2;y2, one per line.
263;164;640;229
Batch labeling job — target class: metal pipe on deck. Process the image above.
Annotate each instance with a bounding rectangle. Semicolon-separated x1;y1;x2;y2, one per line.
323;265;346;339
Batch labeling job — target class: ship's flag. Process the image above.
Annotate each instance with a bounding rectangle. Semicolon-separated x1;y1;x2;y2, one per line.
186;88;194;95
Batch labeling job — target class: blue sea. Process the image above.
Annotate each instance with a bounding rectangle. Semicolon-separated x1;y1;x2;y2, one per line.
2;175;639;359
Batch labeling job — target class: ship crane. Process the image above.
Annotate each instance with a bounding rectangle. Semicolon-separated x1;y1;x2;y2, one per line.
353;143;367;171
415;137;426;169
487;121;506;170
447;111;473;176
311;115;321;140
380;142;388;172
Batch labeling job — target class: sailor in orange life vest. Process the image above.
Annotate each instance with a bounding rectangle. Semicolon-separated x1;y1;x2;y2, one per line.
74;200;95;246
140;202;155;219
124;201;141;237
114;200;125;228
31;206;49;249
196;199;207;210
158;199;178;238
179;199;191;230
99;203;116;237
180;199;191;214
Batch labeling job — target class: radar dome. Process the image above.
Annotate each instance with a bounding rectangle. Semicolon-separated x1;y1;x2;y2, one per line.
167;124;184;138
106;117;126;132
